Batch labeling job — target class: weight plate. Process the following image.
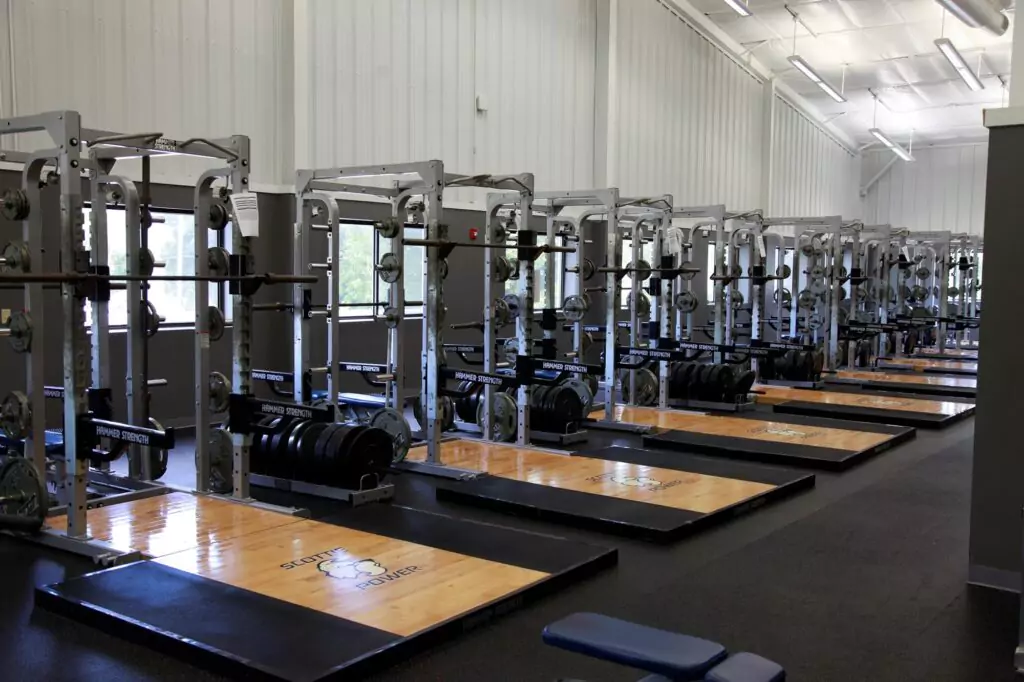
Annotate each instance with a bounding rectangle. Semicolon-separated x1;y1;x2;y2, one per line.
809;265;826;280
809;278;827;296
797;290;817;310
678;260;698;281
478;391;518;442
562;294;588;322
324;424;361;488
368;407;411;462
284;420;316;481
729;289;744;310
675;291;699;313
295;422;328;483
203;427;234;493
257;416;284;475
377;252;401;283
808;313;824;330
916;266;931;280
0;456;46;532
1;241;29;273
312;424;342;483
441;395;457;431
705;364;724;401
0;391;30;440
776;264;792;279
209;371;231;413
268;418;302;479
143;300;161;337
581;257;597;281
208;247;230;277
733;370;756;399
342;426;390;490
207;306;226;342
561;377;594;416
7;310;32;353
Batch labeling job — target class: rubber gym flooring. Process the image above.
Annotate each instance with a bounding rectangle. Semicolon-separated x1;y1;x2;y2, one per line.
3;417;1016;682
752;383;976;428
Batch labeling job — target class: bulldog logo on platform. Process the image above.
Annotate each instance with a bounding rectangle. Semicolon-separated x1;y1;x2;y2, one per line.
317;558;387;580
612;475;661;487
752;425;813;439
857;397;908;407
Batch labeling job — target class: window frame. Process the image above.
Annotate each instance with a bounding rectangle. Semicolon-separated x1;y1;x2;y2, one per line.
333;221;426;321
82;203;227;331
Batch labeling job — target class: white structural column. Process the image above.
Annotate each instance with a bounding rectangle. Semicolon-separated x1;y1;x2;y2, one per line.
1010;16;1024;107
760;78;777;213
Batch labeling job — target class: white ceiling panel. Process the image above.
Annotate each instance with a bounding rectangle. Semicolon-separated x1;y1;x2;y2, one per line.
690;0;1013;145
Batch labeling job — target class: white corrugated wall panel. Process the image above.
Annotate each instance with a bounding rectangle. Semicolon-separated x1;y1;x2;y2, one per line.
861;143;987;236
300;0;595;204
1;0;292;189
611;0;763;209
770;97;858;222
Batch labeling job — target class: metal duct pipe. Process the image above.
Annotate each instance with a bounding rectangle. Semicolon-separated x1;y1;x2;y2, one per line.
934;0;1009;35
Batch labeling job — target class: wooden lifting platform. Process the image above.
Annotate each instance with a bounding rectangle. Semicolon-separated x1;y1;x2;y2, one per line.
405;439;814;541
590;405;914;471
752;383;974;429
36;492;616;680
829;370;977;398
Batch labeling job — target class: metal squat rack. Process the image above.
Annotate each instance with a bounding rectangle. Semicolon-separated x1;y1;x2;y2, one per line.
0;111;312;562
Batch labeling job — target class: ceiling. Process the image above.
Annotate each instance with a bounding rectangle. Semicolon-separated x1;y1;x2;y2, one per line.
689;0;1014;147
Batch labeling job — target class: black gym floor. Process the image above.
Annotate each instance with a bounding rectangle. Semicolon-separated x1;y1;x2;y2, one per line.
3;417;1016;682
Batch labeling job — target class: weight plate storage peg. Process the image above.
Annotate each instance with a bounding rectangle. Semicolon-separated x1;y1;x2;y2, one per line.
7;310;32;353
146;417;170;480
202;427;233;493
376;252;401;284
369;407;412;462
0;455;46;532
675;290;699;313
208;246;230;277
382;306;400;329
477;392;518;442
207;306;226;342
563;295;589;322
1;241;30;273
0;391;30;440
143;300;161;337
209;371;231;413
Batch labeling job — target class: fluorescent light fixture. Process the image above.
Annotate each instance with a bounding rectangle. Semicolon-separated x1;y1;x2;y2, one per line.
869;128;914;162
787;56;846;103
934;38;984;91
933;0;1008;36
722;0;752;16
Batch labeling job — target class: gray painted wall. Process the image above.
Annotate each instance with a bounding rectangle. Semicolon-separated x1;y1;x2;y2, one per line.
968;127;1017;586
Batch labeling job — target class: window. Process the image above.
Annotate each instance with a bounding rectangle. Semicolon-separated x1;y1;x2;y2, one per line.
706;243;716;304
335;222;424;319
509;249;563;309
82;207;224;327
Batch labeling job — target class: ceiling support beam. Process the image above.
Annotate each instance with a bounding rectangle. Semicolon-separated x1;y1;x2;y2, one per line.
860;156;898;197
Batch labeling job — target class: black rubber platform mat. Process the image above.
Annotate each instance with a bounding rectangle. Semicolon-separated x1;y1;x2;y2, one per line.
770;399;974;429
36;562;398;681
36;510;616;681
878;363;977;376
642;418;915;471
321;503;617;576
725;411;913;435
434;470;812;544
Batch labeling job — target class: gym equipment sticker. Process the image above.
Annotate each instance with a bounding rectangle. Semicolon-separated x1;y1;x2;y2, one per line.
749;425;815;439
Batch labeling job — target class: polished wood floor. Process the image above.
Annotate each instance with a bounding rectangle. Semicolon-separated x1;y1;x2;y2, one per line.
881;357;978;372
405;440;775;513
592;405;893;451
46;492;303;558
157;519;547;637
752;384;973;416
835;370;977;389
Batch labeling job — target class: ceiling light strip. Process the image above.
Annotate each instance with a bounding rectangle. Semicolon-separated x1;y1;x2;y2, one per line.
787;55;846;103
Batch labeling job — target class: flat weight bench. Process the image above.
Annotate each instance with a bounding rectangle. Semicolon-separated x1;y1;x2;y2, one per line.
543;613;785;682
